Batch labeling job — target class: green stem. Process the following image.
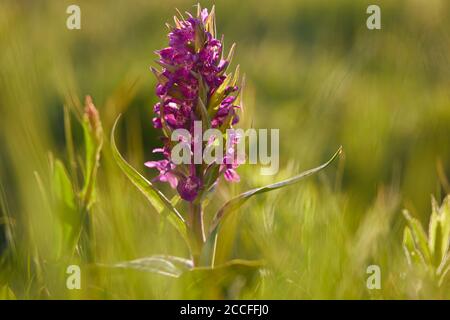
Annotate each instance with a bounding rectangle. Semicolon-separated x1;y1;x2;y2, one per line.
189;202;205;266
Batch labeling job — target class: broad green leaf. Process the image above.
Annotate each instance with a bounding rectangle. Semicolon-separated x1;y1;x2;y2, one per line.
52;159;75;210
109;255;193;278
209;146;343;234
403;209;432;265
179;259;264;299
111;115;188;242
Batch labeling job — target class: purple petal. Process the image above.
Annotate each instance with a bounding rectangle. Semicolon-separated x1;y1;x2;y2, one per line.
159;172;178;189
224;169;240;182
152;117;162;129
201;8;209;22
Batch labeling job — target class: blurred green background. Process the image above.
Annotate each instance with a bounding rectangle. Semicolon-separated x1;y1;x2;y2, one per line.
1;0;450;299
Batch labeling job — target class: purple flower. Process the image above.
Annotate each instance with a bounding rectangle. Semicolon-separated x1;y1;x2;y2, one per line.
177;175;202;202
144;159;178;188
146;6;242;202
211;96;240;128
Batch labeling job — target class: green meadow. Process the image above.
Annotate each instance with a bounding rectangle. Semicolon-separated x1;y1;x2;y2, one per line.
0;0;449;299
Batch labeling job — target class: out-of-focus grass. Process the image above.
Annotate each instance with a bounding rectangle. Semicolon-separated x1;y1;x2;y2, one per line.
0;0;450;299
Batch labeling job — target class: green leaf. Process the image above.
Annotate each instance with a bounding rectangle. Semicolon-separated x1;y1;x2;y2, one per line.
111;115;188;242
403;226;426;266
429;196;450;268
194;22;206;52
52;159;75;210
428;197;439;253
158;194;182;234
209;147;342;265
109;255;193;278
194;75;211;130
403;209;432;265
52;159;80;247
179;259;264;299
209;147;343;234
230;64;240;87
221;43;236;75
210;213;241;266
208;73;231;113
429;197;444;267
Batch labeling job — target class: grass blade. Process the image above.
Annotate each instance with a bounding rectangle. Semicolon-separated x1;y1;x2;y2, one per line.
403;209;432;265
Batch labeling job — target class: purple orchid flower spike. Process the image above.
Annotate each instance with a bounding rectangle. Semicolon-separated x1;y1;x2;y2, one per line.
147;5;242;203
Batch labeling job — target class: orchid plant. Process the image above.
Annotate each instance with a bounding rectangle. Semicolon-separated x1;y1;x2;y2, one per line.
111;5;341;276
